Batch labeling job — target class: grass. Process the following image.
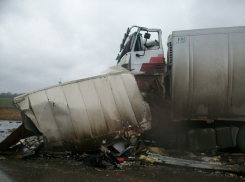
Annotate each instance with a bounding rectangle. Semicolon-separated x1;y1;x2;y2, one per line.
0;98;14;107
0;106;22;120
0;98;21;120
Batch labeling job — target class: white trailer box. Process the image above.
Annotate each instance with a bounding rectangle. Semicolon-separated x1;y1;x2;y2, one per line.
169;26;245;121
13;66;151;152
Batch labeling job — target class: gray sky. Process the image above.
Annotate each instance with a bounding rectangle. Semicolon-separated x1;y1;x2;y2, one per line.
0;0;245;93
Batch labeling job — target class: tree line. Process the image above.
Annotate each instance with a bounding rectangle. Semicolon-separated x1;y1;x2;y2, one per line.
0;92;25;98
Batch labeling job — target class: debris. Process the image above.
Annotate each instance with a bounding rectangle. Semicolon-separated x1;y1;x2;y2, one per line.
95;168;102;172
117;157;124;163
187;152;197;158
139;155;147;160
146;151;243;172
0;156;6;160
210;156;221;162
0;124;35;152
200;157;212;162
145;157;156;163
1;66;151;154
8;128;16;133
113;141;127;155
79;152;120;169
139;154;155;163
74;145;121;170
225;173;237;178
215;171;222;175
148;147;167;156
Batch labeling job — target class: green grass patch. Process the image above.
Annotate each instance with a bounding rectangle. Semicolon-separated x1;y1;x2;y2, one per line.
0;98;14;107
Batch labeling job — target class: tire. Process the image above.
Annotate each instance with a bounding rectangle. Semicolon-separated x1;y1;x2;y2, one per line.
237;125;245;153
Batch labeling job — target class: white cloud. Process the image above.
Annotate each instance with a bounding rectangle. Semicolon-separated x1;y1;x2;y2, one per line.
0;0;244;93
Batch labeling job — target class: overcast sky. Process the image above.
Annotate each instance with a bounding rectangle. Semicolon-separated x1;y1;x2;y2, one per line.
0;0;245;93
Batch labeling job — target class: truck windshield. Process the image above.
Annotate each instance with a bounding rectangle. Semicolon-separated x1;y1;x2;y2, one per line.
137;30;160;50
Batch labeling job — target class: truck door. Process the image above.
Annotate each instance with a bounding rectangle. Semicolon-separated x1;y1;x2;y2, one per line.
130;30;164;75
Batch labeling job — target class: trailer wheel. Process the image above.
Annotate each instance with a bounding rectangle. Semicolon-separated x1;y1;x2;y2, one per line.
237;125;245;153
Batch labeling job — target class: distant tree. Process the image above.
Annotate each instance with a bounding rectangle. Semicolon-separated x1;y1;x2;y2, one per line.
0;92;24;98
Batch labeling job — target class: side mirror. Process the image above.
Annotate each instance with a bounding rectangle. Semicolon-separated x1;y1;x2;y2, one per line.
144;33;151;39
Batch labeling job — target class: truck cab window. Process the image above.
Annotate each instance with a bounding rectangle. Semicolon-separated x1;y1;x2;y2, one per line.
134;33;144;51
136;31;160;51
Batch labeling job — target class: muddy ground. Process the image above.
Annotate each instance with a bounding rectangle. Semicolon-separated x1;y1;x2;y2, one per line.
0;155;244;182
0;107;21;121
0;120;245;182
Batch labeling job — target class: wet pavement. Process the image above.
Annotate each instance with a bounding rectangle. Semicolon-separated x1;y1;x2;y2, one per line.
0;120;245;182
0;120;21;143
0;156;245;182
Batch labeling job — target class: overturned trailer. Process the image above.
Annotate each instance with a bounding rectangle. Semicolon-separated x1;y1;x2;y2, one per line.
0;66;151;153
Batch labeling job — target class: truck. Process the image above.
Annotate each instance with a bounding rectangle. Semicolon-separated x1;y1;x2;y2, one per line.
116;25;245;153
1;25;245;157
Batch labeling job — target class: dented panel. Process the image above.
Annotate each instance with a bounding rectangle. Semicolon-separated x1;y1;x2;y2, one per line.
45;86;77;149
13;66;151;152
29;91;62;145
78;79;108;137
93;77;123;133
121;74;147;123
62;83;92;140
107;75;138;127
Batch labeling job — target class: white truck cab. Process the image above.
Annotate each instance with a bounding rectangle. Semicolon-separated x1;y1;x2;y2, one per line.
117;26;165;75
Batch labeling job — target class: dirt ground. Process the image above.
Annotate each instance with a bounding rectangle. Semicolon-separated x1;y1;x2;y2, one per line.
0;107;21;121
0;117;244;181
0;120;245;181
0;156;244;182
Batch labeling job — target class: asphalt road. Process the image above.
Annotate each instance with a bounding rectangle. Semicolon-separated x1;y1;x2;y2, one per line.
0;156;244;182
0;120;244;182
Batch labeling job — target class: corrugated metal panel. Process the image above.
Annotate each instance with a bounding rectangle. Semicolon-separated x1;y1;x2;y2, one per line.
93;77;123;133
45;86;77;149
14;95;41;131
29;91;62;145
14;66;151;151
78;79;108;137
107;74;138;127
171;26;245;121
230;32;245;115
121;73;146;123
62;83;92;140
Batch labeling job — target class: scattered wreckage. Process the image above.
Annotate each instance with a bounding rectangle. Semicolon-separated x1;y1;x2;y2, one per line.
1;66;245;174
0;66;151;156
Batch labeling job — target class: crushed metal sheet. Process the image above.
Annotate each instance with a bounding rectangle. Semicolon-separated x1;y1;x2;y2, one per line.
147;151;244;172
0;156;6;160
0;124;34;151
74;145;121;169
1;66;151;153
